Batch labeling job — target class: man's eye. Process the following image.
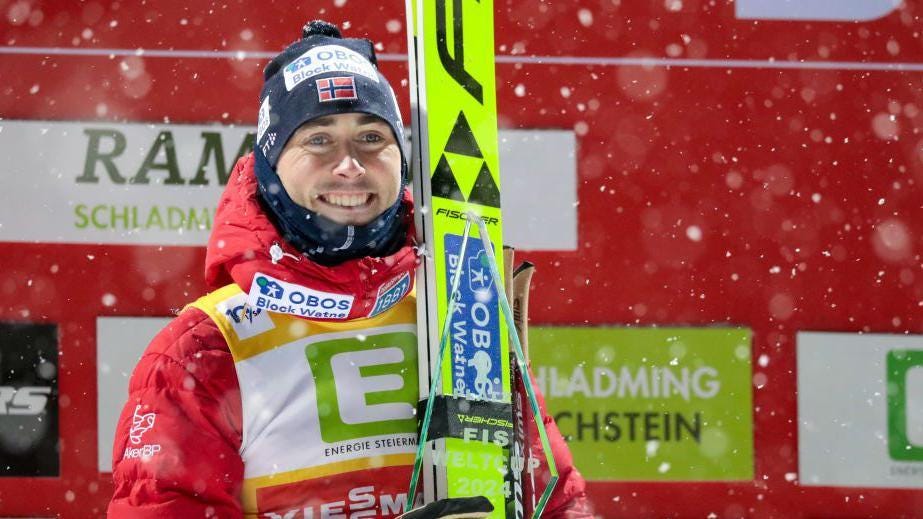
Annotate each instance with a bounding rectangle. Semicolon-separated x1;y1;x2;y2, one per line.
360;133;384;143
307;135;329;146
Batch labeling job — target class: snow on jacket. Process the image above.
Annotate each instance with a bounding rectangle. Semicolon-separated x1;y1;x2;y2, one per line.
108;153;591;518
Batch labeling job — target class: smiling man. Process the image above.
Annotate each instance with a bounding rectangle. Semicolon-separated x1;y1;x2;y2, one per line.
275;113;402;227
108;21;589;519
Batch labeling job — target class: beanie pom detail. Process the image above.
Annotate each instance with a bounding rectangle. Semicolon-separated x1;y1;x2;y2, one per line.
303;20;342;39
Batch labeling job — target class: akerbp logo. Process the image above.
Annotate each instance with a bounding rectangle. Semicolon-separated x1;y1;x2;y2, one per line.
122;404;163;460
123;404;162;460
129;404;156;445
887;349;923;461
247;273;354;320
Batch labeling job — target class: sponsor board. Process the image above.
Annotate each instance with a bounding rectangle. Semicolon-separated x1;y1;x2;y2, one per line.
530;326;753;481
735;0;901;21
0;120;575;250
798;332;923;488
0;322;59;477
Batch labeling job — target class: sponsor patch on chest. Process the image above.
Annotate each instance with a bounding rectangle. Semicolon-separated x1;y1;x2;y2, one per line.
216;292;276;340
123;404;161;461
369;272;411;318
247;273;354;320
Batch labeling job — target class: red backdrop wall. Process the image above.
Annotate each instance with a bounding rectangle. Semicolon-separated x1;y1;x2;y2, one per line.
1;0;921;517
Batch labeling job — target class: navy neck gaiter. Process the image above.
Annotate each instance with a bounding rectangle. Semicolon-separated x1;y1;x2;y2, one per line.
253;149;407;266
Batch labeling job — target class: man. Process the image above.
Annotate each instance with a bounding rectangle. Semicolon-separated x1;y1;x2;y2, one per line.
109;21;590;518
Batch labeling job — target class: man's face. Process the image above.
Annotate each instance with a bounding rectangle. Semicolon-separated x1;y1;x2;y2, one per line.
275;112;402;226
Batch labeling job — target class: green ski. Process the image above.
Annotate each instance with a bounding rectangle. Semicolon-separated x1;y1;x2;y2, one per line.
404;1;558;517
404;0;512;515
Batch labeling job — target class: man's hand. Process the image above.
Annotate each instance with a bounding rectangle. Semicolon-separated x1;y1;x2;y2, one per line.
398;496;494;519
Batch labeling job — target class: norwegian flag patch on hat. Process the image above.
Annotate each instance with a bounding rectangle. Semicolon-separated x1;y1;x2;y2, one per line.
316;76;357;102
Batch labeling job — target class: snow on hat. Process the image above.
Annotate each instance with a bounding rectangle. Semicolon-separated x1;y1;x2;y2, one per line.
255;20;406;175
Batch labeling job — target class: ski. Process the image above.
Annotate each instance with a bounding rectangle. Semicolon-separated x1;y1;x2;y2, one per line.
509;258;538;516
404;0;514;515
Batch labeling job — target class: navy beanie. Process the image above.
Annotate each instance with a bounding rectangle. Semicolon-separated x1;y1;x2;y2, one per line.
252;21;409;265
255;20;406;175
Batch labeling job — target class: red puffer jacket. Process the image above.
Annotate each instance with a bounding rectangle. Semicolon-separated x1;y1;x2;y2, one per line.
108;153;592;517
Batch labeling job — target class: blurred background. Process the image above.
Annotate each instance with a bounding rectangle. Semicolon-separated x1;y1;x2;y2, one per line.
0;0;921;517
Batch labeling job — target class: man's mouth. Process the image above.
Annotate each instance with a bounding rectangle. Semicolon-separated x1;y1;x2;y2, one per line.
317;193;374;208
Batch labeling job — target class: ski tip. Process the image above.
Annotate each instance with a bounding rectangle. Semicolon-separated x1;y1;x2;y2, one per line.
513;261;535;276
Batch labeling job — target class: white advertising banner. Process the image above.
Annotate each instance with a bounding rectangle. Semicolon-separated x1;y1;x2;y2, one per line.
797;331;923;488
736;0;901;21
0;120;576;250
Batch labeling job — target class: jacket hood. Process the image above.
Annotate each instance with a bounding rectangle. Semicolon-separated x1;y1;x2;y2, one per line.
205;153;418;321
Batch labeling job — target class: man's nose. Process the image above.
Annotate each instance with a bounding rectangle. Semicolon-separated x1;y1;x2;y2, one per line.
331;153;366;179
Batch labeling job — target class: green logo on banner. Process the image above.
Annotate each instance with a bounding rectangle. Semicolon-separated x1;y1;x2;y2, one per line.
530;327;753;481
887;349;923;461
306;331;418;443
